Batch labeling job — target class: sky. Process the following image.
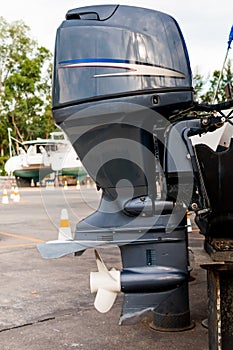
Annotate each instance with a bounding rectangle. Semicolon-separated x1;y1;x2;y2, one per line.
1;0;233;75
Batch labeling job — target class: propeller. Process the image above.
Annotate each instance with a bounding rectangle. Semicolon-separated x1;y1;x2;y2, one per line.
90;250;121;313
90;250;188;314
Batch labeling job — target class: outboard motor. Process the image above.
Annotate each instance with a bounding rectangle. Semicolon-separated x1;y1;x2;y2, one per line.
42;5;195;329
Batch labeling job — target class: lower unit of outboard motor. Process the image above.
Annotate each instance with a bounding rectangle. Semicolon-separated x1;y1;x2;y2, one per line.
76;197;191;329
119;223;191;330
44;4;195;330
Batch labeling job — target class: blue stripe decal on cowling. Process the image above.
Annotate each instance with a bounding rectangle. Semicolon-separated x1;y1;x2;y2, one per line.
59;58;132;65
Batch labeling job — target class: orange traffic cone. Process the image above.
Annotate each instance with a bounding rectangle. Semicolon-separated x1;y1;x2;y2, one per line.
76;179;80;190
46;180;54;190
58;209;73;240
10;186;15;200
2;189;9;204
86;177;90;189
13;187;20;202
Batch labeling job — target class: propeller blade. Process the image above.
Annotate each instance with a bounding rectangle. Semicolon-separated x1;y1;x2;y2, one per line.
94;288;118;313
95;249;109;272
90;250;121;313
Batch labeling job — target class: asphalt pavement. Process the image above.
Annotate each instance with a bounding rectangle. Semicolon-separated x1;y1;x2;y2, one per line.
0;186;209;350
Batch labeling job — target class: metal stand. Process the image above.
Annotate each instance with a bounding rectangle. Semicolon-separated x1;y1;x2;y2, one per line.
193;245;233;350
203;264;233;350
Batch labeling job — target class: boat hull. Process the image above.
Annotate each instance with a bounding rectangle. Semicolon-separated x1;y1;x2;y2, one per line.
13;166;53;184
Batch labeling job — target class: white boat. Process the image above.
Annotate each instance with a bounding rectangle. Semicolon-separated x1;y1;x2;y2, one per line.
5;131;87;185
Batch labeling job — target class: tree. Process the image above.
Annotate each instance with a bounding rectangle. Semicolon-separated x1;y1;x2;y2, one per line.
0;17;54;158
193;59;233;103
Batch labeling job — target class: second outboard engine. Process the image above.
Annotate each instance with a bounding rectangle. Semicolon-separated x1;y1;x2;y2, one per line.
43;5;196;329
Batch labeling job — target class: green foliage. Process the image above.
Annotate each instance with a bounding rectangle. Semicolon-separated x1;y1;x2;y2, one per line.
193;60;233;103
0;16;55;161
